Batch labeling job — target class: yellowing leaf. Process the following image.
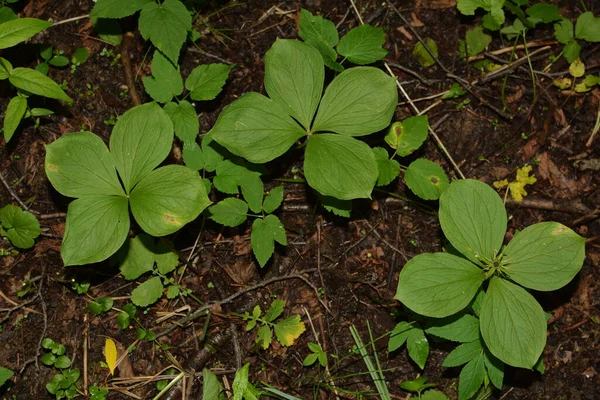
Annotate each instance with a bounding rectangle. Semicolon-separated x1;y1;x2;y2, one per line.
274;315;306;347
494;166;537;202
569;59;585;78
552;77;572;89
492;179;508;189
105;338;118;375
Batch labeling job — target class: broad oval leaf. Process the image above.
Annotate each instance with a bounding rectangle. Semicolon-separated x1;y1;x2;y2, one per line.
185;63;232;101
502;222;585;291
312;67;397;136
274;315;306;346
3;95;26;142
439;179;507;265
129;165;210;236
480;277;546;369
9;67;72;102
337;24;387;65
0;18;52;49
131;276;163;307
395;252;484;318
61;196;130;266
304;134;378;200
91;0;151;19
45;131;124;197
265;39;324;129
386;115;429;156
209;92;306;163
110;102;173;193
404;158;449;200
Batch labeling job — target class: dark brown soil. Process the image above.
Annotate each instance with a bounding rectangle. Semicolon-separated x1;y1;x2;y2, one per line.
1;1;599;399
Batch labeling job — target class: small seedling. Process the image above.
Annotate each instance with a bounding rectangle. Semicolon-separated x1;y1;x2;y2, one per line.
302;342;328;367
242;299;306;350
88;297;113;315
89;384;109;400
41;338;80;399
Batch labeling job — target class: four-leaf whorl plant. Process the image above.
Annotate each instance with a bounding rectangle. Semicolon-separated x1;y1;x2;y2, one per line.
45;103;210;266
209;39;397;200
396;179;585;369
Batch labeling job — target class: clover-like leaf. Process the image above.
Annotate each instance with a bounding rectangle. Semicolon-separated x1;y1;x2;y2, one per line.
0;204;40;249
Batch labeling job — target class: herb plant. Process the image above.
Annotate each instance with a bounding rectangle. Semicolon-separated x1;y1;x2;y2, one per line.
44;102;211;266
394;179;585;399
41;338;80;399
242;299;306;350
0;205;40;249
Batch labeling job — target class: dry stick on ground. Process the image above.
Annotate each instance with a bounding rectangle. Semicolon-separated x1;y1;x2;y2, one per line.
19;271;48;373
120;32;142;107
0;171;31;211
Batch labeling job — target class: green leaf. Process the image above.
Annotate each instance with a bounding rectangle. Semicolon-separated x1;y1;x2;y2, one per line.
131;276;163;307
303;353;318;367
240;172;264;213
45;131;124;197
263;299;285;322
399;376;436;393
209;92;306;163
166;285;179;299
372;147;400;186
93;18;122;45
458;352;485;400
117;311;131;329
386;115;429;156
304;134;378;200
395;252;484;318
298;9;338;48
0;205;40;249
421;391;450;400
9;68;72;102
49;56;69;67
182;141;204;170
554;18;574;44
61;196;129;266
155;240;178;275
232;364;249;400
91;0;151;18
138;0;191;63
484;348;504;389
0;18;52;49
426;314;480;343
0;57;13;79
442;339;482;367
265;39;323;129
563;40;581;63
442;83;466;100
526;3;560;24
0;366;13;387
3;95;27;142
0;7;18;25
256;324;273;350
274;314;306;346
164;100;198;143
208;198;248;227
30;108;54;117
406;328;429;369
251;214;286;267
404;158;449;200
337;24;387;65
185;63;232;101
412;38;438;67
202;368;223;400
439;179;507;265
502;222;585;291
312;67;397;137
320;195;352;217
575;11;600;42
262;185;284;213
142;50;183;103
71;47;89;65
480;277;546;368
464;26;492;57
129;165;211;236
118;234;155;280
457;0;505;24
41;353;56;366
388;321;415;352
213;159;250;194
110;103;173;193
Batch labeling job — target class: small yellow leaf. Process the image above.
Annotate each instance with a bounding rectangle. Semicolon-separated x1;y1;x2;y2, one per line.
569;59;585;78
552;77;572;89
105;338;118;375
493;179;509;189
508;166;537;202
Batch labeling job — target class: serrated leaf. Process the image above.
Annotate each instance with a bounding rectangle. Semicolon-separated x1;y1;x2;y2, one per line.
458;352;485;400
61;196;129;266
117;235;155;280
274;315;305;346
166;285;179;299
185;63;232;101
372;147;400;187
386;115;429;157
104;338;117;375
502;222;585;291
298;9;338;48
209;92;307;164
575;11;600;42
138;0;191;63
337;24;387;64
131;276;164;307
257;324;273;350
45;131;124;197
563;40;581;63
484;348;504;389
312;67;397;137
554;18;574;44
464;26;492;57
263;300;285;322
3;95;27;142
0;18;52;49
129;165;211;236
262;186;284;213
480;277;546;368
526;3;560;24
426;314;480;343
182;141;204;170
412;38;438;67
304;134;378;200
399;376;435;392
202;368;223;400
110;103;173;193
142;50;183;103
395;252;485;318
442;339;482;367
265;39;323;129
9;67;72;102
404;158;449;200
209;198;249;227
0;366;13;387
439;179;507;265
164;100;198;143
91;0;151;18
240;172;264;213
251;215;286;267
407;328;429;369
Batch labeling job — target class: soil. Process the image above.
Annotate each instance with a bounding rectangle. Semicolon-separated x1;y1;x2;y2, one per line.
0;0;599;399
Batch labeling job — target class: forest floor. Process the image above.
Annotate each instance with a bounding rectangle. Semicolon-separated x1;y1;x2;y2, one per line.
0;0;599;399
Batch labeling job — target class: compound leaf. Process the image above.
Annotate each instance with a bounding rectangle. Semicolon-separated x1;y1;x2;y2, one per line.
404;158;449;200
0;204;40;249
263;300;285;323
45;131;124;197
439;179;507;265
304;134;377;200
91;0;151;18
274;315;306;346
265;39;323;129
131;276;163;307
3;95;27;142
142;50;182;103
312;67;397;137
9;67;72;102
337;24;387;64
185;63;232;101
164;100;198;143
130;165;210;236
484;348;504;389
208;198;248;227
257;324;273;350
502;222;585;291
388;321;416;352
395;252;484;318
182;141;204;170
0;18;52;49
61;196;129;266
480;277;546;369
